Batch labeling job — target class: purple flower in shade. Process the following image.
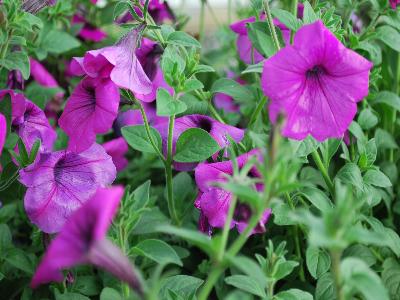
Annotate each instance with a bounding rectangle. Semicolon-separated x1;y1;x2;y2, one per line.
7;70;25;90
30;58;59;89
72;15;107;43
230;16;265;64
103;138;129;172
13;99;57;152
70;28;153;101
350;13;363;34
21;0;57;14
213;71;244;113
154;114;245;171
30;186;144;295
194;149;271;235
390;0;400;9
0;90;26;122
0;113;6;156
58;77;120;153
19;143;116;233
262;20;373;141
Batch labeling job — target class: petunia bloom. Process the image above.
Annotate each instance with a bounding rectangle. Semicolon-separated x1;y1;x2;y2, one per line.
59;77;120;153
0;113;6;156
0;90;26;122
19;143;116;233
262;20;373;141
72;15;107;42
103;138;129;172
154;114;244;171
390;0;400;9
31;186;143;295
195;149;271;235
7;70;25;90
230;16;265;64
70;27;153;101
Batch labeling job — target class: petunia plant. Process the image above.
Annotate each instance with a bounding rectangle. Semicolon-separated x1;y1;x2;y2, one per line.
0;0;399;299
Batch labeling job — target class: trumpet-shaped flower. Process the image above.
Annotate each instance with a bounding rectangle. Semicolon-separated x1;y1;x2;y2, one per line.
31;186;143;295
195;149;271;234
59;77;120;153
154;114;244;171
262;20;373;141
103;138;129;172
19;143;116;233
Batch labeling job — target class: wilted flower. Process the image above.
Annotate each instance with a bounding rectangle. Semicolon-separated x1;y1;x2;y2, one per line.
59;77;120;153
72;14;107;42
103;137;129;172
70;27;153;101
30;186;144;295
19;143;116;233
21;0;57;14
154;114;244;171
0;113;6;156
195;149;271;234
262;20;373;141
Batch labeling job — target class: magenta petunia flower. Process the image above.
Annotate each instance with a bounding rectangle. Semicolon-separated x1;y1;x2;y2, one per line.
19;143;116;233
59;77;120;153
195;149;271;235
154;114;244;171
7;70;25;90
31;186;143;295
0;113;6;156
230;16;265;64
0;90;26;122
72;15;107;43
103;138;129;172
390;0;400;9
70;28;153;101
30;58;59;89
262;20;373;141
14;99;57;152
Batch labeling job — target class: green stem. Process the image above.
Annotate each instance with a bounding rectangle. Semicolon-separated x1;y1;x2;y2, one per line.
263;0;281;51
312;149;335;196
217;196;237;262
199;0;206;43
330;250;344;300
290;0;298;43
389;52;399;162
166;114;179;225
248;96;267;127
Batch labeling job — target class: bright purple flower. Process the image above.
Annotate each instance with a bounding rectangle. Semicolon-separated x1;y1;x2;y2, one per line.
0;113;6;156
262;20;373;141
390;0;400;9
59;77;120;153
350;13;363;33
154;114;245;171
30;186;143;294
70;28;153;101
19;143;116;233
7;70;24;90
103;138;129;172
13;99;57;152
195;149;271;234
72;15;107;42
230;16;265;64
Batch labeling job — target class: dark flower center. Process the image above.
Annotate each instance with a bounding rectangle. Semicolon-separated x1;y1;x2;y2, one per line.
306;65;326;79
234;203;252;222
197;118;212;133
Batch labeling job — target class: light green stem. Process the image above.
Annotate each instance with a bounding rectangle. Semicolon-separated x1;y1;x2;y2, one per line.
290;0;298;43
263;0;281;51
166;114;179;225
312;149;335;196
217;196;237;262
330;250;344;300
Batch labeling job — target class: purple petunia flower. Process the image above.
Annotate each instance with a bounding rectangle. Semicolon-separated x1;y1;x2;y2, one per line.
59;77;120;153
262;20;373;141
230;16;265;64
30;58;59;89
390;0;400;9
0;90;26;122
7;70;25;90
154;114;244;171
19;143;116;233
13;99;57;152
70;28;153;101
195;149;271;235
0;113;6;156
103;137;129;172
31;186;143;295
72;15;107;43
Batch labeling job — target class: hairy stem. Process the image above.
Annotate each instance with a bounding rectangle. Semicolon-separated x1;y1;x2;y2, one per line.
263;0;281;51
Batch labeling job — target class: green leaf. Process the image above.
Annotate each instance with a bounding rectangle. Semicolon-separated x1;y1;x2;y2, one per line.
133;239;182;266
382;258;400;299
0;51;30;79
241;62;264;74
174;128;220;163
225;275;267;298
179;93;208;116
372;91;400;111
56;293;90;300
72;276;101;296
358;109;378;130
183;78;204;92
271;9;302;31
210;78;253;102
341;257;389;300
336;163;364;190
356;41;382;65
100;288;122;300
157;88;187;116
167;31;201;48
0;224;12;254
0;93;12;135
5;248;35;275
376;25;400;52
300;187;333;212
41;29;81;54
291;135;319;158
306;247;331;279
132;180;151;211
192;64;215;74
121;125;162;154
303;1;318;24
363;169;392;187
375;129;398;149
275;289;313;300
344;245;376;267
159;275;203;300
316;272;336;300
247;21;277;57
227;255;267;289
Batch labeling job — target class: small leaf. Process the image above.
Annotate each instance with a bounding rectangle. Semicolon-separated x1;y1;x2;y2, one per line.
306;247;331;279
275;289;313;300
157;88;187;116
0;51;30;79
167;31;201;48
122;125;162;154
159;275;203;300
210;78;253;102
316;272;336;300
271;9;302;31
225;275;267;298
133;239;182;266
303;1;318;24
336;163;364;190
376;25;400;52
183;79;204;92
363;170;392;187
100;288;122;300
